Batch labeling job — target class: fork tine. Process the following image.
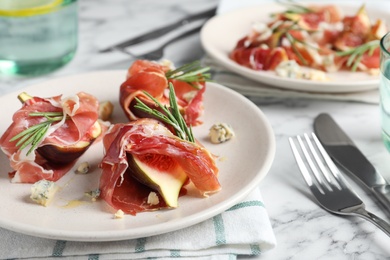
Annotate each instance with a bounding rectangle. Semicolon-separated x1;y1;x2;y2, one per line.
311;133;348;190
290;133;349;192
289;137;324;194
303;133;332;184
290;133;345;194
288;137;314;187
296;135;332;193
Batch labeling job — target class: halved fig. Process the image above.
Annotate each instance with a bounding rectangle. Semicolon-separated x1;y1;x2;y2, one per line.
37;121;102;164
368;19;387;41
127;153;188;208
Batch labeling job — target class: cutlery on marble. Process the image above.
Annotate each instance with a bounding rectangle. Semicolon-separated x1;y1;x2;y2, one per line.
112;22;204;60
99;6;217;53
289;133;390;237
314;113;390;218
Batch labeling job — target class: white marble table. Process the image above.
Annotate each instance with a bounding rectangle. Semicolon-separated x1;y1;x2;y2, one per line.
1;0;390;259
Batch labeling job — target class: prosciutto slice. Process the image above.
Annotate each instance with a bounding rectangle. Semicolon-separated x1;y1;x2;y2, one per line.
119;60;206;126
0;92;103;183
99;118;220;215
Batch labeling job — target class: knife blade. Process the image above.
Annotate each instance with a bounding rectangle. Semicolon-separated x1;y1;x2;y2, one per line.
314;113;390;216
99;6;217;53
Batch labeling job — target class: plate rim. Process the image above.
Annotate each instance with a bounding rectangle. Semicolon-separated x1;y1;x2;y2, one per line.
0;70;276;241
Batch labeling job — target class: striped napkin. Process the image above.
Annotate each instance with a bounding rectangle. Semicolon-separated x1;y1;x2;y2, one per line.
0;188;276;259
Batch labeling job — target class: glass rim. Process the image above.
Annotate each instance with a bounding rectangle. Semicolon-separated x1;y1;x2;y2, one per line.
380;31;390;57
0;0;72;17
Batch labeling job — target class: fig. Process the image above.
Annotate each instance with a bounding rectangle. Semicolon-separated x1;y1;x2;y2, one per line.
37;121;102;164
127;153;188;208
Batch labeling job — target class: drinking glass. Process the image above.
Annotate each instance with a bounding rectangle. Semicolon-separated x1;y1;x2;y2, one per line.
0;0;78;76
380;31;390;151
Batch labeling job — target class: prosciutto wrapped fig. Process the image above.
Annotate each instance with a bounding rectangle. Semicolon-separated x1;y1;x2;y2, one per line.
119;60;209;126
0;92;105;183
102;83;220;215
99;118;220;215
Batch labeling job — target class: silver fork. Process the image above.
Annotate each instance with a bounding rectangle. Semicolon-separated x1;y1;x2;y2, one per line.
289;133;390;237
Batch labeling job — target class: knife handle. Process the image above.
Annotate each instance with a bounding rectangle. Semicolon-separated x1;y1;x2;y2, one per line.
372;185;390;217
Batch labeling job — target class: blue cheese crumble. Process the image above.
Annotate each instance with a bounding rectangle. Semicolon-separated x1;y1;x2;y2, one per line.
30;180;58;206
85;189;101;202
209;123;235;144
275;60;329;81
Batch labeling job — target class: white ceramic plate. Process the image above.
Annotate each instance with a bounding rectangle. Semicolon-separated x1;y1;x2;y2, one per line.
201;3;390;93
0;71;275;241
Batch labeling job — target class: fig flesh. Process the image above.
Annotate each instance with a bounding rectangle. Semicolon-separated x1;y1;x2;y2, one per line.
128;153;188;208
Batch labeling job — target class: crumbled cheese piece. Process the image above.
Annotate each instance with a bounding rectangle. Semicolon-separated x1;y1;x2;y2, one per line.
114;209;124;219
182;90;197;103
209;123;235;144
275;60;302;79
368;68;380;76
159;59;175;70
252;21;268;33
98;101;114;121
302;70;329;81
322;54;338;72
30;180;58;206
147;192;160;205
251;22;272;42
75;162;90;174
85;189;101;201
318;21;343;32
276;60;329;81
281;37;291;47
259;43;269;50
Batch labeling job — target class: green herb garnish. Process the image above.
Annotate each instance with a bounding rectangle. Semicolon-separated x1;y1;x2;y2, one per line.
165;61;211;88
134;83;195;143
273;0;314;16
9;112;64;155
336;40;379;71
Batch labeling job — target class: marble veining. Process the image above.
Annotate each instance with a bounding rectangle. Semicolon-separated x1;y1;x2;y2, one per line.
1;0;390;259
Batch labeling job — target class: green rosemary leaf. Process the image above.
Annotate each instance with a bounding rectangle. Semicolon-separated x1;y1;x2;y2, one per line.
29;112;63;117
10;121;47;142
336;40;379;71
134;83;195;143
15;126;40;147
188;125;195;143
18;133;36;151
346;51;359;67
27;123;50;155
165;61;211;87
141;91;180;128
168;85;188;140
10;111;65;155
275;0;314;14
286;33;308;65
351;55;363;72
134;97;171;125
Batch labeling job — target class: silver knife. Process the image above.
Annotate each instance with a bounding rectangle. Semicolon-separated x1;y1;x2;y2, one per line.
99;6;217;53
314;113;390;217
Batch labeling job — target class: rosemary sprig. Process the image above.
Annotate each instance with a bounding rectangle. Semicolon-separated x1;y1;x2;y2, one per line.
165;61;211;89
336;40;379;71
286;33;308;65
272;0;314;17
285;30;322;66
9;112;64;155
134;83;195;143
